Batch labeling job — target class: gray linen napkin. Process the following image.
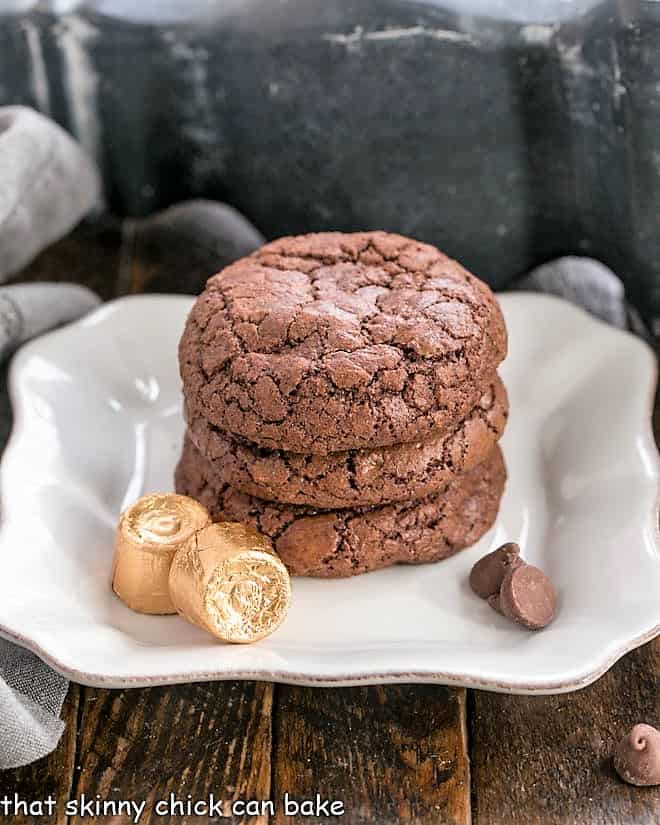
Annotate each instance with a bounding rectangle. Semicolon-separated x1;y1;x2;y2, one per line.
0;251;645;769
0;640;70;769
0;106;102;280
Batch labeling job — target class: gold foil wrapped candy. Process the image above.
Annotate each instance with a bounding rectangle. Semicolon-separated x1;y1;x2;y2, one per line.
112;493;211;614
169;522;292;643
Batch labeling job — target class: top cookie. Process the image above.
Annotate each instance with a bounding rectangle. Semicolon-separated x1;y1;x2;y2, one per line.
180;231;507;453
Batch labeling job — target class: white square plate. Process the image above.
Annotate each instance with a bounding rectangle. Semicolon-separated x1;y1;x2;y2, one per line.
0;294;657;694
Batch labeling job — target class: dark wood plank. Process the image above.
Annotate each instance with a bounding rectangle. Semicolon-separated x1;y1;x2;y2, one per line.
0;684;80;825
272;684;470;825
470;639;659;825
69;681;273;824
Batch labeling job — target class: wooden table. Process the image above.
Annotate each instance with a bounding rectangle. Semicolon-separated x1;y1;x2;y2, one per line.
1;220;658;824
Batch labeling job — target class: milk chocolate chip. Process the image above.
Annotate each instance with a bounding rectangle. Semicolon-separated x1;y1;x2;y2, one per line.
469;542;522;599
498;563;556;630
613;724;660;787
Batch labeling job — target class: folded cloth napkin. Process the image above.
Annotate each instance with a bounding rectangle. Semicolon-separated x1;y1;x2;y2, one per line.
0;251;648;769
0;106;102;280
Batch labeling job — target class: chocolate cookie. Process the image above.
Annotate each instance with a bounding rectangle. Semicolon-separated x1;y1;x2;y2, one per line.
175;437;506;578
179;231;507;453
187;374;508;508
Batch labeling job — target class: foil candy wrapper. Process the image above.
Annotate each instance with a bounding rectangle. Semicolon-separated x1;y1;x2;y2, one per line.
112;493;211;614
168;522;292;643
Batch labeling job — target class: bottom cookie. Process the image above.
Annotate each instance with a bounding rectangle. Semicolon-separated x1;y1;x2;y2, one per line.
175;437;506;578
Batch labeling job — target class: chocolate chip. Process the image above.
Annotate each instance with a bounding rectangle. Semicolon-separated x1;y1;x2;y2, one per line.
469;542;522;599
614;724;660;787
498;563;556;630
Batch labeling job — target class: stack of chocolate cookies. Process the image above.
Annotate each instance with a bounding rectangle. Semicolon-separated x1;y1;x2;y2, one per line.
176;231;508;577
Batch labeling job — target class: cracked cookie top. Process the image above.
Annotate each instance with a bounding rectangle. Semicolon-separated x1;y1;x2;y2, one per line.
179;231;507;453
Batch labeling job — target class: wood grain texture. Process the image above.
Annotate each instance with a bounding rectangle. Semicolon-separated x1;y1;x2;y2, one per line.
272;685;470;825
70;681;273;824
0;685;79;825
470;639;659;824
